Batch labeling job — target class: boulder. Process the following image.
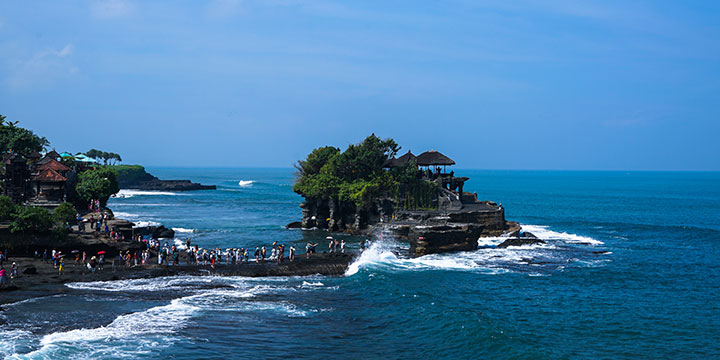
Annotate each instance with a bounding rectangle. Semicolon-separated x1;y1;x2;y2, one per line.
285;221;302;229
22;266;37;275
152;226;175;239
497;237;545;248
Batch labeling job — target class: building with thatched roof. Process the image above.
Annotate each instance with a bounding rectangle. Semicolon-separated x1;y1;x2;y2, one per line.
383;151;416;169
415;150;456;167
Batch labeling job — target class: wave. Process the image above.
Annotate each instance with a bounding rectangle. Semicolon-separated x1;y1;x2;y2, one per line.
521;224;603;245
172;227;195;233
113;189;178;198
133;220;161;228
9;296;199;359
238;180;255;187
346;224;604;276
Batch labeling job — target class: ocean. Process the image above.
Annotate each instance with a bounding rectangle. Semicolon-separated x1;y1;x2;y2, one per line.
1;169;719;359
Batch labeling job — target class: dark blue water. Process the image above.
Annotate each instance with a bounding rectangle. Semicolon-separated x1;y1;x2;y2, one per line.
2;169;719;359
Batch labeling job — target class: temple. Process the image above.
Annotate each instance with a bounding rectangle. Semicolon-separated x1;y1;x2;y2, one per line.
2;150;97;208
383;149;473;210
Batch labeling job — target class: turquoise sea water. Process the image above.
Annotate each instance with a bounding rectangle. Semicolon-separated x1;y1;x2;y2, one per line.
1;169;719;359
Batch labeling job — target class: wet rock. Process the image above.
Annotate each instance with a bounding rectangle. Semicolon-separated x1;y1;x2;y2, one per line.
285;221;302;229
519;231;538;238
152;226;175;239
497;237;546;248
22;265;37;275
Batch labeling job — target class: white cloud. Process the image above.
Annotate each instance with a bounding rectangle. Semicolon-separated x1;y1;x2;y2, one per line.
91;0;134;19
5;44;78;89
56;44;74;58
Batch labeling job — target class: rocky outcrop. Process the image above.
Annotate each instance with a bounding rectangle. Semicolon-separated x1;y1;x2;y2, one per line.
129;179;216;191
116;165;215;191
396;204;513;256
152;225;175;239
299;197;390;232
296;193;514;257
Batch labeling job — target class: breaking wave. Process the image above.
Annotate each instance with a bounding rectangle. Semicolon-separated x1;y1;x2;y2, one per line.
238;180;255;187
346;224;604;276
113;190;178;198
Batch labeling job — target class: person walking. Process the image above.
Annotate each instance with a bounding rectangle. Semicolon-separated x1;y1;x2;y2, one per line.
0;266;6;288
10;262;18;279
289;246;295;262
341;239;346;253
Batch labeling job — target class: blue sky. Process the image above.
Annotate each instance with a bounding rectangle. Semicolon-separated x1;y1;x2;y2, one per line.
0;0;718;170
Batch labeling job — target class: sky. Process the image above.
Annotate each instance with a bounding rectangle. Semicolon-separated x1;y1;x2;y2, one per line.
0;0;718;170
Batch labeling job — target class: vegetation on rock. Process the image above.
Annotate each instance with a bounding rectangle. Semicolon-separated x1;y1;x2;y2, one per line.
10;206;54;233
293;134;437;209
53;202;77;224
112;164;155;186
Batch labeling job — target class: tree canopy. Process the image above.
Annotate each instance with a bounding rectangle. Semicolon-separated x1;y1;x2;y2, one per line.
0;114;50;155
293;134;434;208
75;167;120;207
86;149;122;165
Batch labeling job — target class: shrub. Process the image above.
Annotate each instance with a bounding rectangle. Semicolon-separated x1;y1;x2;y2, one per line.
10;206;54;233
53;202;77;224
0;195;15;221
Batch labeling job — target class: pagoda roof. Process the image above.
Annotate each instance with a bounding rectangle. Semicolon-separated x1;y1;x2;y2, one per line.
44;150;60;159
416;150;456;166
37;158;71;172
34;168;67;183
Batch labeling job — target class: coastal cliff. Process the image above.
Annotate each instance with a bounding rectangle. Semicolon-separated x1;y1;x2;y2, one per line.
114;165;216;191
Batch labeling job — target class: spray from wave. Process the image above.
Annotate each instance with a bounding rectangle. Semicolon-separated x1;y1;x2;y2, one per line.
238;180;255;187
346;224;604;276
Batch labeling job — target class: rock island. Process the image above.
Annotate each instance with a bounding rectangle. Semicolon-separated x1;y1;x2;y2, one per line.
289;134;521;256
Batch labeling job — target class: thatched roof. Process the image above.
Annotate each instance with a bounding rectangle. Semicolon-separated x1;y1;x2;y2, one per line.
37;158;71;172
383;151;417;168
27;151;42;159
416;150;455;166
34;168;67;182
397;151;416;163
382;157;399;168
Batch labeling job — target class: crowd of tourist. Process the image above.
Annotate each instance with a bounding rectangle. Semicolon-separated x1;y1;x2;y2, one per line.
0;234;364;288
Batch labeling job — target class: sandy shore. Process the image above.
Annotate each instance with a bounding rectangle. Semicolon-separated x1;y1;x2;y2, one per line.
0;252;354;305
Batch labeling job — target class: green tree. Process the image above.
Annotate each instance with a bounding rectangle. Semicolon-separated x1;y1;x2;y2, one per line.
76;167;120;207
0;195;16;221
10;206;54;233
53;202;77;224
0;114;50;155
294;146;340;178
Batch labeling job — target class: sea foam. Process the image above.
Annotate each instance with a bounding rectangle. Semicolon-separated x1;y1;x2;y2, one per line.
113;189;178;198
